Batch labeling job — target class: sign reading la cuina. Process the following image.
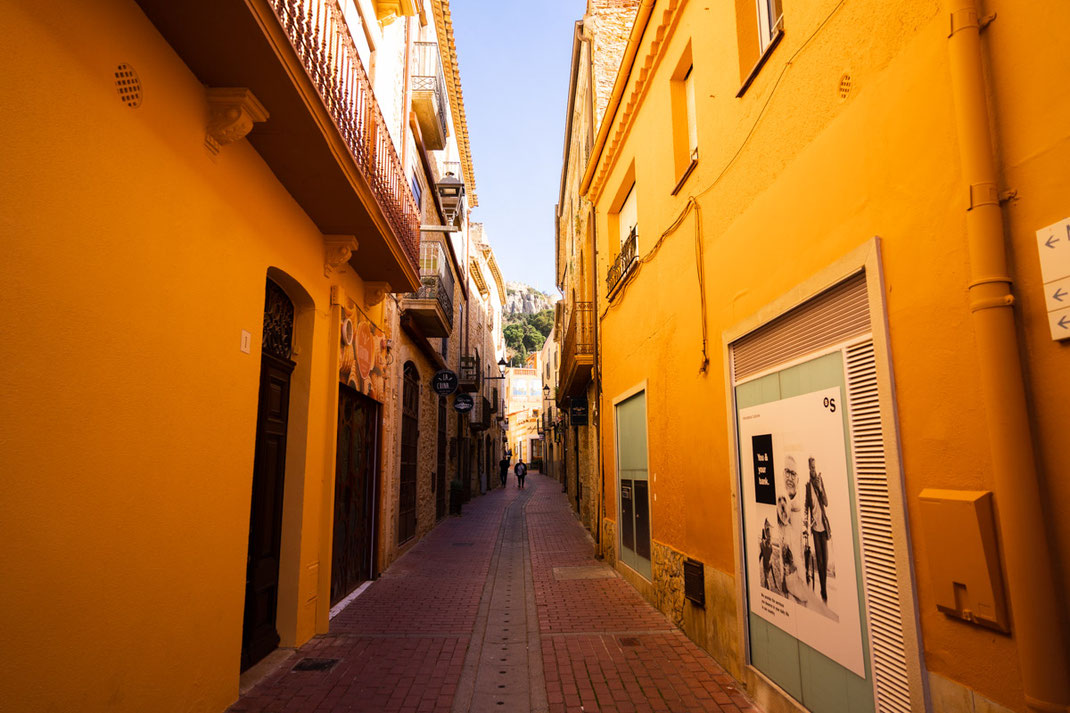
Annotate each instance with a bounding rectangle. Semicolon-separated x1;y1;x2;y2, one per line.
453;393;474;412
432;369;459;395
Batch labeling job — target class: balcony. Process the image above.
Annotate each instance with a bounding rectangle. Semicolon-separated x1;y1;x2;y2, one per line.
559;302;594;397
411;42;449;150
135;0;421;291
470;396;492;432
606;227;638;295
459;356;480;393
401;273;454;338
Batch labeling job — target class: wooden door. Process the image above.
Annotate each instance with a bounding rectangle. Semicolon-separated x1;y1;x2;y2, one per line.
331;385;380;604
398;363;419;543
436;396;447;519
242;280;294;672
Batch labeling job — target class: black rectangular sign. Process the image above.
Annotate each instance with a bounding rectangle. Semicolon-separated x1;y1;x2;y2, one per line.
752;433;776;505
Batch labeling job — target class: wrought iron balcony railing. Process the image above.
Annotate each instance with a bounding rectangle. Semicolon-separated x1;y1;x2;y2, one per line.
459;355;480;392
413;272;454;327
563;302;594;362
606;227;637;293
268;0;420;268
411;42;449;148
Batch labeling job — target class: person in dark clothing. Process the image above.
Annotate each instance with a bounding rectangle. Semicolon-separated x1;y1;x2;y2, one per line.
499;456;510;488
514;459;527;489
805;456;831;603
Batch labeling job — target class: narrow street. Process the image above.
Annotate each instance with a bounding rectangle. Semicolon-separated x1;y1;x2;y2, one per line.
230;473;759;713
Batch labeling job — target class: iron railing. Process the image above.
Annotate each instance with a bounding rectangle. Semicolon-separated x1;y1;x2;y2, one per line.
412;42;449;141
459;355;480;390
268;0;420;269
606;227;637;293
563;301;594;364
412;273;454;328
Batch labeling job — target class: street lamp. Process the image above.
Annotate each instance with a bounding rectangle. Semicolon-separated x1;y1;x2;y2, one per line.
436;172;465;227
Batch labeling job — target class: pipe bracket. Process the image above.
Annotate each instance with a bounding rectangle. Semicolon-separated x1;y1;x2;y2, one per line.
969;276;1013;289
969;182;1000;209
970;294;1015;312
949;7;979;36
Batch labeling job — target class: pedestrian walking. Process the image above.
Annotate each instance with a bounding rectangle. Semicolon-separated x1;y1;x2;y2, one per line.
499;456;509;488
514;459;527;489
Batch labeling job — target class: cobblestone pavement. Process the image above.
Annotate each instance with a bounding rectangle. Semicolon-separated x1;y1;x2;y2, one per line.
230;472;759;713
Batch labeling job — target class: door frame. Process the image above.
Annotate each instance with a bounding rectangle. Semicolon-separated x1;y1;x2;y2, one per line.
720;238;927;712
611;380;651;582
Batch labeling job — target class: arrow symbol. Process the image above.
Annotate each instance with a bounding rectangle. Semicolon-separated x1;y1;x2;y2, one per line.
1060;315;1070;330
1046;234;1060;249
1055;288;1068;303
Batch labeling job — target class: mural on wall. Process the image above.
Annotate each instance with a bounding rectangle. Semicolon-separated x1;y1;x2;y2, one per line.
738;386;865;677
339;298;391;403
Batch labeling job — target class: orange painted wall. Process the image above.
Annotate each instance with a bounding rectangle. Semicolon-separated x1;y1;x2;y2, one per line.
589;0;1070;710
0;1;379;710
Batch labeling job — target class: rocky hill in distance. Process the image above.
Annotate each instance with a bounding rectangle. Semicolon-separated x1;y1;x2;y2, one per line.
505;281;555;316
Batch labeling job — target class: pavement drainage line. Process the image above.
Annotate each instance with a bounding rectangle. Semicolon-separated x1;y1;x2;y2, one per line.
451;490;525;713
522;483;549;713
452;484;539;713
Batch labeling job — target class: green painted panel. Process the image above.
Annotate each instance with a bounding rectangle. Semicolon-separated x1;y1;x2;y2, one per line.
750;614;803;700
735;372;781;410
617;392;648;478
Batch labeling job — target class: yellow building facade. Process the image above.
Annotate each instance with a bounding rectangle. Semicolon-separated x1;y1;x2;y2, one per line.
0;0;496;710
569;0;1070;712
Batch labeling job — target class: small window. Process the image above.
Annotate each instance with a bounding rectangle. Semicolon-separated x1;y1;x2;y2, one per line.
618;184;638;247
756;0;783;52
411;173;423;209
670;44;698;187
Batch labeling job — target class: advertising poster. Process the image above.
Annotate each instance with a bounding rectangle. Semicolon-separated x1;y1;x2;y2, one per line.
738;386;865;676
338;298;390;402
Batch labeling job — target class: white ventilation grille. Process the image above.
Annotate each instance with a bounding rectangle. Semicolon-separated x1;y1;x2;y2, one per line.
732;272;869;381
845;340;912;713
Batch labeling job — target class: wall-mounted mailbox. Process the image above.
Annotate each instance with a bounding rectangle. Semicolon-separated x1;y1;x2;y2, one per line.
917;489;1009;632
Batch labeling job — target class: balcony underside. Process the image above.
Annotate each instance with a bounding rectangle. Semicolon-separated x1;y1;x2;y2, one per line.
401;298;451;338
559;354;594;397
412;91;446;150
135;0;419;291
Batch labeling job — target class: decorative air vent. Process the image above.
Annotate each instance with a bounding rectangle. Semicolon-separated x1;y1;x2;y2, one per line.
683;558;705;607
114;64;142;108
838;72;853;101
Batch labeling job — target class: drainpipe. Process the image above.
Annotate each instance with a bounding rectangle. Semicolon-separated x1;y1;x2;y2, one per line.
947;4;1070;711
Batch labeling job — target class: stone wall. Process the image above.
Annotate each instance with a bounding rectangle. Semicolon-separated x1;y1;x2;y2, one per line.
652;541;685;628
601;518;617;567
585;0;641;126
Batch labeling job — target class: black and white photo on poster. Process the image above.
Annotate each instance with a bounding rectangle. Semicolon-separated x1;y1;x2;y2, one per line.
739;386;865;676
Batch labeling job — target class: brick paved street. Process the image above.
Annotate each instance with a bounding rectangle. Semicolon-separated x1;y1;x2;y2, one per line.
230;473;759;713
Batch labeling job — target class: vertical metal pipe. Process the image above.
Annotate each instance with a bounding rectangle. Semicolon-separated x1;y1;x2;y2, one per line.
947;3;1070;710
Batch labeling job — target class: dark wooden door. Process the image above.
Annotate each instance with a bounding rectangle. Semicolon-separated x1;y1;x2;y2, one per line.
331;385;380;604
242;280;295;672
398;363;419;543
436;397;447;520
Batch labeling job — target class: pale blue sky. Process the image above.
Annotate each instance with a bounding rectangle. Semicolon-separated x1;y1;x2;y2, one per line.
450;0;585;296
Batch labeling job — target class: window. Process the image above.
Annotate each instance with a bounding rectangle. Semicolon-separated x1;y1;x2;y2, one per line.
411;172;423;209
618;184;637;248
756;0;783;52
670;44;698;188
736;0;784;95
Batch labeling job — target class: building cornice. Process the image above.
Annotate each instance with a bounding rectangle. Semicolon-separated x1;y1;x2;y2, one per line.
430;0;478;207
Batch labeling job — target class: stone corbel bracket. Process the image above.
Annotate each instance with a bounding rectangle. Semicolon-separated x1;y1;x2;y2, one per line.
324;235;359;278
206;88;269;154
365;282;391;307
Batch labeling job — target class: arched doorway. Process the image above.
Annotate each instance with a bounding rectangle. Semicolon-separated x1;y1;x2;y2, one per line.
241;278;295;671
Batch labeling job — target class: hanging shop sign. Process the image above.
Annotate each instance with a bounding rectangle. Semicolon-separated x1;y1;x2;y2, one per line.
737;386;865;677
432;369;459;395
569;397;588;426
453;393;474;413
